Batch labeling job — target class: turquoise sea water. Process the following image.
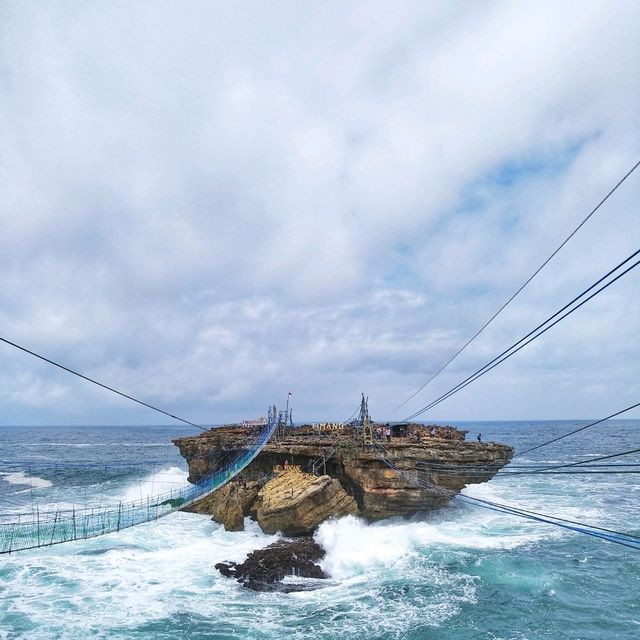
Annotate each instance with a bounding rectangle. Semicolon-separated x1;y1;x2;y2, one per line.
0;421;638;639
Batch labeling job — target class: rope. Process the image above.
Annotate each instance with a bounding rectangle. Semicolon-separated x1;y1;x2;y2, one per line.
404;250;640;420
373;444;640;550
0;418;278;553
0;336;207;430
332;421;640;480
520;447;640;473
458;495;640;550
515;403;640;457
394;158;640;413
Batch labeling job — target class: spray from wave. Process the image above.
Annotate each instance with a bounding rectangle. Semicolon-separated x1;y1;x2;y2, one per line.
121;466;189;503
315;511;543;582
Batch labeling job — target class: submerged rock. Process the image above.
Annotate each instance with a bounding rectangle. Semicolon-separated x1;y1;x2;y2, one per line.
215;538;327;592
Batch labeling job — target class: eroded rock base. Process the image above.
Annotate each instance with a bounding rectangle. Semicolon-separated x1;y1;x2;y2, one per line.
257;471;358;535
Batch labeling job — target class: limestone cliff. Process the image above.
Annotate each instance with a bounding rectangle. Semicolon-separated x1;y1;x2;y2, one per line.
173;424;513;533
183;480;261;531
256;471;357;535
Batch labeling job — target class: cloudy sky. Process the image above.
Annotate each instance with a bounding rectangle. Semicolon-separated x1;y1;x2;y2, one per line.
1;1;639;426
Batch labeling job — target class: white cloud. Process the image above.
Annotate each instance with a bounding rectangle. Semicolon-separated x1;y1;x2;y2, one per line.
0;1;639;424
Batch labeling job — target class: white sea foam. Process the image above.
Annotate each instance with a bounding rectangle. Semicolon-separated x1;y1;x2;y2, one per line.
3;437;634;640
0;513;280;638
315;512;541;582
1;471;52;489
0;505;481;639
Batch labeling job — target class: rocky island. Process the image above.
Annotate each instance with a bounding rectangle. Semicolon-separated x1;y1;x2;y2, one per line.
173;422;513;534
173;421;512;589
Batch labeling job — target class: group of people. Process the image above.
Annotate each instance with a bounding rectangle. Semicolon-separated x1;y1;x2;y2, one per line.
373;424;466;442
374;426;392;441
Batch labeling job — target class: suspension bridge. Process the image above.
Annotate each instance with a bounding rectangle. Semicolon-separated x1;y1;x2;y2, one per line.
0;416;277;554
0;160;639;555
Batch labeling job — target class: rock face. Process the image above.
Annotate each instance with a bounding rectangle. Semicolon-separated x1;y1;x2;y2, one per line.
339;440;510;519
182;480;260;531
256;471;357;535
173;424;513;534
215;538;326;592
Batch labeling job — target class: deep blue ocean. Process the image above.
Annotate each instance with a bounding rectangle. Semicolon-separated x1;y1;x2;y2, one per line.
0;420;638;640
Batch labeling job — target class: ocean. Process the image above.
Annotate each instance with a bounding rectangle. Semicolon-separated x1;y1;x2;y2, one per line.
0;420;638;640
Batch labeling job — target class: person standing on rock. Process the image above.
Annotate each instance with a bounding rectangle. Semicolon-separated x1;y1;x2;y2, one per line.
477;433;482;443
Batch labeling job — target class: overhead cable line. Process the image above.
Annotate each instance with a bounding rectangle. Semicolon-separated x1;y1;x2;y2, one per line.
394;158;640;413
413;456;640;475
7;460;640;475
0;336;207;431
522;446;640;473
472;470;640;476
515;401;640;458
374;446;640;550
458;495;640;550
408;459;640;472
403;250;640;421
460;494;640;543
416;467;640;478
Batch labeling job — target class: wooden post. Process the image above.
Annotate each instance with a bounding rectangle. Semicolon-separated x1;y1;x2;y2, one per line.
50;510;59;546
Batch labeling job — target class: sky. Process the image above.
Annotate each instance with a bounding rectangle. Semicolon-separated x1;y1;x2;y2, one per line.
1;1;639;426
